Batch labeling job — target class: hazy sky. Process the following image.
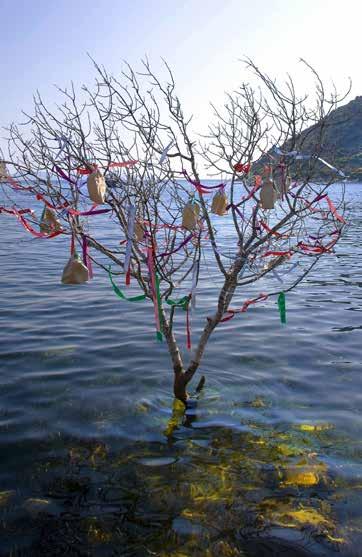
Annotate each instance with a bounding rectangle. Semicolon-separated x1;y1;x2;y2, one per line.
0;0;360;143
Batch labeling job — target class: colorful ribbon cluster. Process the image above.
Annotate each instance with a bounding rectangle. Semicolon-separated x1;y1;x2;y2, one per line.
1;150;347;346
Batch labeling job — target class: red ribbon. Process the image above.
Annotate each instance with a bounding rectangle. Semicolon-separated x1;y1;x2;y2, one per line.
220;293;269;322
76;161;138;174
234;162;251;174
325;196;346;224
125;268;131;286
11;208;63;239
291;193;345;224
260;220;288;239
76;166;96;175
233;179;262;207
0;206;33;216
297;240;336;254
3;175;33;192
36;194;69;210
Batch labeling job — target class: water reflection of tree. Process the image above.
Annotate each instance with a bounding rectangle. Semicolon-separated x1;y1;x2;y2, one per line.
1;412;356;556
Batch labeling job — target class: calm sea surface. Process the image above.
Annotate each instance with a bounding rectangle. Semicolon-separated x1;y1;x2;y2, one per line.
0;182;361;556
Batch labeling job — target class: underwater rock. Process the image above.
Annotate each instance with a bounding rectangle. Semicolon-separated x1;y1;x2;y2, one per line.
137;456;177;467
22;497;60;517
0;490;17;508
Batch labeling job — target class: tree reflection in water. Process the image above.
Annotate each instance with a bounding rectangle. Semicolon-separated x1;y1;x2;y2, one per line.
0;399;360;556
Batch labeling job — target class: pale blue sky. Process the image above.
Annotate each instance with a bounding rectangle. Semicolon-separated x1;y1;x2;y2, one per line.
1;0;360;140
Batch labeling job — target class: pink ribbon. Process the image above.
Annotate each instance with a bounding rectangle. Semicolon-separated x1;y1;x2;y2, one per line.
147;246;161;336
66;206;111;217
53;165;77;185
0;206;33;216
183;170;225;194
82;236;93;279
260;221;288;239
157;233;194;258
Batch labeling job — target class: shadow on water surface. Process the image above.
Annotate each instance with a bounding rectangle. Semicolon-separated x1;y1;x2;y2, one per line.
1;395;362;557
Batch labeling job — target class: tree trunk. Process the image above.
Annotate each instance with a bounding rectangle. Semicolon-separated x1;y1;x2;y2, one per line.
162;274;240;403
161;308;189;403
173;368;188;403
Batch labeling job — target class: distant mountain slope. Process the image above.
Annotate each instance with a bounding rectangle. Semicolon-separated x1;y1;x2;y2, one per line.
267;96;362;180
308;95;362;179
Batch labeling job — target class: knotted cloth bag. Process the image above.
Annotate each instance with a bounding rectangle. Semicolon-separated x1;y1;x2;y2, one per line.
87;169;107;204
211;189;228;216
134;221;145;242
0;161;7;181
260;179;277;210
182;201;200;231
40;207;62;233
61;253;89;284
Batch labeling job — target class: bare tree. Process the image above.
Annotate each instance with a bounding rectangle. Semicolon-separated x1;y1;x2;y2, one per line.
0;58;349;403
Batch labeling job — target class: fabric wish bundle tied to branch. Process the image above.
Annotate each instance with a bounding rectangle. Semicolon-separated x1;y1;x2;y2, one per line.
260;178;277;209
211;189;228;216
134;221;145;242
61;253;89;284
87;169;107;204
40;207;62;233
0;161;7;181
182;201;200;231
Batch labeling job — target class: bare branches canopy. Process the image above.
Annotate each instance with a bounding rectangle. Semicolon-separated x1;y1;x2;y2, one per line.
0;58;348;402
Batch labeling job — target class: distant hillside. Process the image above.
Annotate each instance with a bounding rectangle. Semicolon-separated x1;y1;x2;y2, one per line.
266;96;362;180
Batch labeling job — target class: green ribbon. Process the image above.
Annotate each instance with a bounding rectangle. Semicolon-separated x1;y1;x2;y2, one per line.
108;267;146;302
166;295;190;311
277;292;286;324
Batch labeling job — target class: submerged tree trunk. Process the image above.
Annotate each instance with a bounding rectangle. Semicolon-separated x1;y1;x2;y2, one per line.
161;309;189;403
163;273;241;403
173;368;188;403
